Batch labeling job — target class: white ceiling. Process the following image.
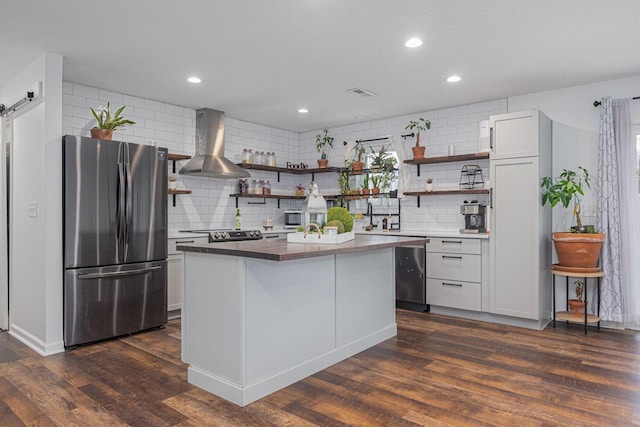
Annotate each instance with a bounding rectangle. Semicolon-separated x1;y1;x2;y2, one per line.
2;0;639;132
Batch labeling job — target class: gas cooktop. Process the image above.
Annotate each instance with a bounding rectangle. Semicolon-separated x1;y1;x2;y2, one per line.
179;229;263;242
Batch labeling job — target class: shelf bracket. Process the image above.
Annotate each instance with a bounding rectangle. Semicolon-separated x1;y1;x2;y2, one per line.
417;196;421;208
416;164;421;177
172;194;177;207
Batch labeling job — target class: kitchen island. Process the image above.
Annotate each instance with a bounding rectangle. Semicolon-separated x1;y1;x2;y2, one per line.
178;234;428;406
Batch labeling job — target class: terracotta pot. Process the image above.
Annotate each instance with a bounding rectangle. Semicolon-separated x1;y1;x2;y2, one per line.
295;189;305;197
352;161;364;173
317;159;329;168
362;188;371;196
412;145;426;160
568;299;586;314
552;232;605;268
91;128;113;140
371;187;380;195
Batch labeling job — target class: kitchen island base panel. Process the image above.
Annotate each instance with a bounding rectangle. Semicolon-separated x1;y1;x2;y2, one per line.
182;247;399;407
188;325;396;407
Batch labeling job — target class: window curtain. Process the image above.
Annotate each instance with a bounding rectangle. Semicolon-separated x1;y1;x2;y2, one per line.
597;97;640;324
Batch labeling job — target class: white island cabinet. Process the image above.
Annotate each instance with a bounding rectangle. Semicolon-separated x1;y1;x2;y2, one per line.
179;234;427;407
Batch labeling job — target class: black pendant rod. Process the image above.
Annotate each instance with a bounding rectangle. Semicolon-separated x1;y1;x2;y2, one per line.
342;132;414;146
593;96;640;107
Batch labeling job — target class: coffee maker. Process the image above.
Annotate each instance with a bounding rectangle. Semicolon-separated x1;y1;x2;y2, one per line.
460;200;487;233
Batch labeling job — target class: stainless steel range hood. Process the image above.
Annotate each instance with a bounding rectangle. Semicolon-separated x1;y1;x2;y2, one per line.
179;108;250;179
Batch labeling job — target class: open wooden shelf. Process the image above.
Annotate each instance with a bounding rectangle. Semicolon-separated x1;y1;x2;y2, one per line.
168;189;192;195
404;189;489;207
237;163;340;181
403;152;489;177
168;153;192;161
555;311;600;324
403;152;489;165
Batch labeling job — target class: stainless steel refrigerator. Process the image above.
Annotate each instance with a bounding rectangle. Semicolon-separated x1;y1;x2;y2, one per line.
63;135;168;347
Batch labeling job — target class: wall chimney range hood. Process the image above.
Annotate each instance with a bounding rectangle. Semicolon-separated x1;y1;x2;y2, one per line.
179;108;250;179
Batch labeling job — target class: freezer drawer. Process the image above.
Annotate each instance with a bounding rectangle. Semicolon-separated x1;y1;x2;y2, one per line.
64;260;167;347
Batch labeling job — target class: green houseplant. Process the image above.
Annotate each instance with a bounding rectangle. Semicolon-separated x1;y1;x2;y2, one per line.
405;117;431;160
361;173;371;196
90;102;136;140
541;167;605;268
350;140;366;173
568;280;586;314
315;129;334;168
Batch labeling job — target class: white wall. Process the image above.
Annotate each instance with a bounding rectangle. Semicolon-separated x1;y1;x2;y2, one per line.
62;83;300;232
1;52;64;355
302;100;507;232
508;74;640;231
64;86;507;233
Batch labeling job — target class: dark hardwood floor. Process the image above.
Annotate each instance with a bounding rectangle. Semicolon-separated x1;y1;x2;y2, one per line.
1;310;639;426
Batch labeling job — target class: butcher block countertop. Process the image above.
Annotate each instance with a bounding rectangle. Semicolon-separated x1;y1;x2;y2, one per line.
177;234;428;262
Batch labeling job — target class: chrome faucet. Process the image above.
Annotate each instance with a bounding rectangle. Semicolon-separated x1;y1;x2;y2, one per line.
366;202;373;226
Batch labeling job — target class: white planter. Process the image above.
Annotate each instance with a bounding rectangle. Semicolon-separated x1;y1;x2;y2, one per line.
287;231;355;245
425;183;434;192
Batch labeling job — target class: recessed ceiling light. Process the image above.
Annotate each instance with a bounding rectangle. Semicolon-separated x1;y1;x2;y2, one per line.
298;108;309;114
446;75;462;83
404;38;423;48
187;76;202;83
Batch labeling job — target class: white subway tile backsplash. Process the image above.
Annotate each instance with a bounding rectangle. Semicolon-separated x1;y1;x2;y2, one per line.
63;82;505;232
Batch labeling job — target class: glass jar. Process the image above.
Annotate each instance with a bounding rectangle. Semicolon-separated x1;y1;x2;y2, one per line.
266;152;276;167
263;180;271;195
251;179;263;195
256;151;266;165
242;148;254;164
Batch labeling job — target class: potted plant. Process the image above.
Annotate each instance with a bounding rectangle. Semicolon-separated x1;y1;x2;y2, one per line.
351;141;366;173
361;173;371;196
315;129;334;168
369;145;396;172
370;175;381;195
541;167;605;268
405;117;431;160
425;177;434;192
337;162;351;200
90;102;136;140
568;280;586;314
295;184;305;197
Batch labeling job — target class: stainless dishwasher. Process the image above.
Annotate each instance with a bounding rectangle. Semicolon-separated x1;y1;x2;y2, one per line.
395;243;429;312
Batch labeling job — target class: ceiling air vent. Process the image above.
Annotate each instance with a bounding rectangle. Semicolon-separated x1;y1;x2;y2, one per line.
348;87;377;97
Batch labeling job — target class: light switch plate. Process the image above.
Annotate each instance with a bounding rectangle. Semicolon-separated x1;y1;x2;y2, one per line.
27;201;37;217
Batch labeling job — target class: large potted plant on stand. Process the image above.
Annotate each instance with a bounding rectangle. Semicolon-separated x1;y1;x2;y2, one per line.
315;129;334;168
405;117;431;160
541;167;605;268
90;102;136;140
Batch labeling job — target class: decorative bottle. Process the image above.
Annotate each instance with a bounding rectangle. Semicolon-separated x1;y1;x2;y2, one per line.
235;208;241;230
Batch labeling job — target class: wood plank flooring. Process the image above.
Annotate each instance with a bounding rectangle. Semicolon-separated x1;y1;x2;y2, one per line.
1;310;639;426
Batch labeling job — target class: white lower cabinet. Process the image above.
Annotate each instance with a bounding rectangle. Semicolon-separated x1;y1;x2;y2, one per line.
168;236;208;313
426;237;484;312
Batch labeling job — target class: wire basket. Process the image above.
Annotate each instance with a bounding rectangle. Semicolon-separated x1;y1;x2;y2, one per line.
459;165;484;190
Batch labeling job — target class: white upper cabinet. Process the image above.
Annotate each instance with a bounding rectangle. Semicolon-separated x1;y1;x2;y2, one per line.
490;110;540;160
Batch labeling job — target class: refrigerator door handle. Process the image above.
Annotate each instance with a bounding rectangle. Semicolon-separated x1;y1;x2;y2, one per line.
77;265;162;280
124;162;133;259
116;162;126;256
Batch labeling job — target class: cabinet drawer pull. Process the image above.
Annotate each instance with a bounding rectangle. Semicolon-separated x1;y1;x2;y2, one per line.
441;240;462;244
442;282;463;287
176;240;195;244
442;255;463;260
